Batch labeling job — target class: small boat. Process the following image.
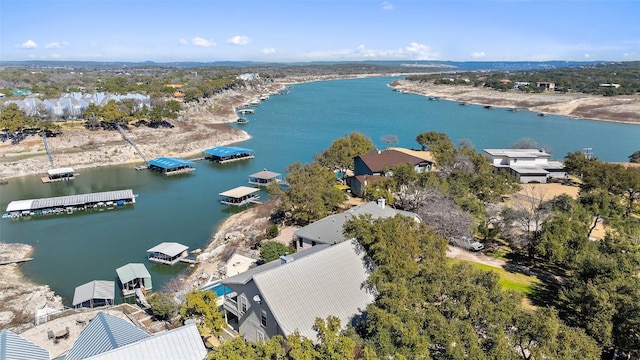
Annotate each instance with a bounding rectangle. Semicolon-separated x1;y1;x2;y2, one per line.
238;109;255;115
537;113;547;117
237;118;249;124
459;102;468;106
484;105;493;109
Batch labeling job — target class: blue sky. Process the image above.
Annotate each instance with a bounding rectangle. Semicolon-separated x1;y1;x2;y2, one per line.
1;0;638;62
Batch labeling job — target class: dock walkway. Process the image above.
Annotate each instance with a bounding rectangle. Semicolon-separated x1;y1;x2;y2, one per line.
0;258;33;265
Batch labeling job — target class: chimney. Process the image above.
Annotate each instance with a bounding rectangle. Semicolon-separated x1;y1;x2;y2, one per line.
377;198;385;209
280;253;294;265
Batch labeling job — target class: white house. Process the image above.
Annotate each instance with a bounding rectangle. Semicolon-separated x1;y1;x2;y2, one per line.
483;148;566;183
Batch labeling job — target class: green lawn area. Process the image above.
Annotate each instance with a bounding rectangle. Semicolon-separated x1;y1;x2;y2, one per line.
449;259;541;295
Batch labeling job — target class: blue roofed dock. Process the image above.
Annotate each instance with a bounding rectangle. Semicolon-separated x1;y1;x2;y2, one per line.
147;157;196;175
203;146;255;164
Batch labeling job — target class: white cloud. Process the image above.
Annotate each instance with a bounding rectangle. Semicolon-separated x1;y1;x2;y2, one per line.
262;48;276;55
471;51;486;59
45;41;68;49
20;40;38;49
192;37;214;47
227;35;250;45
179;38;188;45
381;1;394;10
303;42;438;61
584;53;591;59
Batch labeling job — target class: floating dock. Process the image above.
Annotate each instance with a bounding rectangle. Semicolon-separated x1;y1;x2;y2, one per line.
248;169;283;187
3;189;136;219
116;263;152;297
219;186;260;206
41;167;75;183
147;157;196;175
147;242;192;266
203;146;255;164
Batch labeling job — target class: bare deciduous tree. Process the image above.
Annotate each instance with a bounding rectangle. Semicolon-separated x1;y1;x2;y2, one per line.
412;186;474;242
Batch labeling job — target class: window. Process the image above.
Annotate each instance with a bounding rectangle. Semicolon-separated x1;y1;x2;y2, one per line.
239;295;248;314
261;310;267;327
257;330;265;341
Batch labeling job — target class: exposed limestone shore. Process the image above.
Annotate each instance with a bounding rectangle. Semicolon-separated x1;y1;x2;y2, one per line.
391;80;640;125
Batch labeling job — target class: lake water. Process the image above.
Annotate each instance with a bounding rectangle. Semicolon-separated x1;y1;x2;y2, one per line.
1;77;638;305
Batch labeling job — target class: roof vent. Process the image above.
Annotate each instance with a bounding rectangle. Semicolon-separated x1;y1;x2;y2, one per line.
280;254;294;264
377;198;386;209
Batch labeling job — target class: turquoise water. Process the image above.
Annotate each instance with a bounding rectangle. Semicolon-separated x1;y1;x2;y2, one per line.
1;77;638;305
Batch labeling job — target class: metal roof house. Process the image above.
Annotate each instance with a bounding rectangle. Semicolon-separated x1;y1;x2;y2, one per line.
248;169;282;187
203;146;255;163
219;186;260;206
221;240;374;343
0;329;49;360
72;280;115;308
147;157;195;175
146;242;189;265
483;149;566;183
66;312;206;360
294;199;419;251
115;263;152;296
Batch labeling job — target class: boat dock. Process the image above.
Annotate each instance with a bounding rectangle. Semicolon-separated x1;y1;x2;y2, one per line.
147;157;196;175
146;242;196;266
219;186;261;206
203;146;255;164
41;167;75;183
248;169;283;187
3;189;136;219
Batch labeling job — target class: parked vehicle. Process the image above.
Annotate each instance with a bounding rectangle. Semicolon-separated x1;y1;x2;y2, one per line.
451;236;485;251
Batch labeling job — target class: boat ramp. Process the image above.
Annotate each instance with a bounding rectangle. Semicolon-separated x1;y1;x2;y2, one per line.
203;146;255;164
3;189;136;219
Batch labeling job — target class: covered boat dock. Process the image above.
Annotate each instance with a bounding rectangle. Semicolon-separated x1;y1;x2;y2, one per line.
219;186;260;206
42;167;75;183
147;242;189;265
248;169;283;186
72;280;115;308
147;157;196;175
203;146;255;164
116;263;152;296
3;189;136;218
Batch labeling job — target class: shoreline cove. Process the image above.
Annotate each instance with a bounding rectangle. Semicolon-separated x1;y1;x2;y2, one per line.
2;75;639;330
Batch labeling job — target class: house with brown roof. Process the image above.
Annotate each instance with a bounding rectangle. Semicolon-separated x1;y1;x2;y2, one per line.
348;148;433;196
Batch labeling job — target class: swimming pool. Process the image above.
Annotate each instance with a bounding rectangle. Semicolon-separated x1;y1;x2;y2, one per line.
206;282;233;297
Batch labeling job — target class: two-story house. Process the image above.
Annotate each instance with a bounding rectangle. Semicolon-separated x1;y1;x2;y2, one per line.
483;148;566;183
220;240;375;343
349;148;433;197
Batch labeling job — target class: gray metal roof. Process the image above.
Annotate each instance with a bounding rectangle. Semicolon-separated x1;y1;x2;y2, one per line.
72;280;115;307
253;240;375;341
249;169;281;180
146;242;188;257
115;263;151;285
65;312;149;360
82;323;207;360
294;201;419;244
221;245;330;286
5;189;135;212
0;329;49;360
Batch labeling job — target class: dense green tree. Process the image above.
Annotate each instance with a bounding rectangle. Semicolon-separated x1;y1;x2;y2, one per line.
268;161;345;225
0;103;28;132
100;100;128;124
180;290;225;337
415;131;455;164
315;132;375;178
259;241;292;262
148;292;180;320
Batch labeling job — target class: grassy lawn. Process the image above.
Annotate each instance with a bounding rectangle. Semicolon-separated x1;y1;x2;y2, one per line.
449;259;541;296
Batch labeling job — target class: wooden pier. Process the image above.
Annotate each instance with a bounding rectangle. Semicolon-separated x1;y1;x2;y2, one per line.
0;258;33;265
